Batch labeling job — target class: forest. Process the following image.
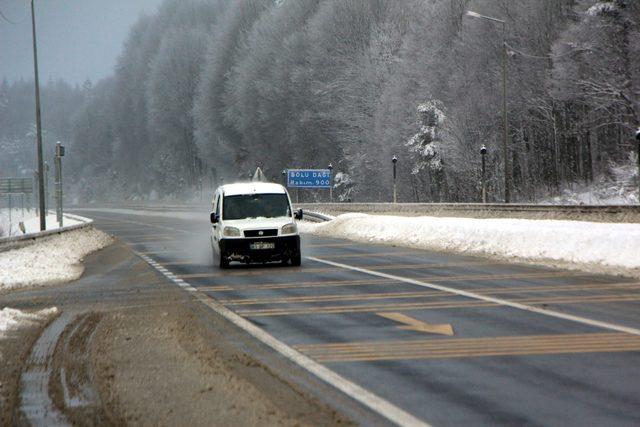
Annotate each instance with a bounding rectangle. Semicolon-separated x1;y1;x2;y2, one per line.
1;0;639;203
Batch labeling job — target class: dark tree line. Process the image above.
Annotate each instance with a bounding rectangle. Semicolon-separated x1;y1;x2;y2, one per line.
2;0;638;203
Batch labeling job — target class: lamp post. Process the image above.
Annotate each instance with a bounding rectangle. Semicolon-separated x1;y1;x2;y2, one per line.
30;0;46;230
635;129;640;202
392;155;398;203
282;170;287;187
480;144;487;203
328;163;333;203
466;10;510;203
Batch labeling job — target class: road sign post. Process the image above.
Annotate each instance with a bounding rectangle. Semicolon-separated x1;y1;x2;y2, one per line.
54;142;65;227
286;169;332;189
327;163;334;203
286;169;331;203
44;162;49;213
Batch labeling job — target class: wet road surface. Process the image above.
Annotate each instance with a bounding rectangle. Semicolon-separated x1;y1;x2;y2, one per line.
76;208;640;426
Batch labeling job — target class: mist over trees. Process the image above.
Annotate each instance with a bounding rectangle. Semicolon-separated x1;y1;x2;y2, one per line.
0;79;86;180
2;0;639;203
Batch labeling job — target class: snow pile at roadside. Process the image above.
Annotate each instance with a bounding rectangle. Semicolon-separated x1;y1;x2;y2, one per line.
0;227;113;291
0;307;58;337
21;214;81;234
0;208;38;237
300;213;640;273
0;210;80;238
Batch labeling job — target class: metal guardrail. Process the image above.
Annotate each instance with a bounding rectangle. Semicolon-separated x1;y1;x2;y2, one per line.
303;211;334;222
74;202;640;222
295;203;640;223
0;212;94;253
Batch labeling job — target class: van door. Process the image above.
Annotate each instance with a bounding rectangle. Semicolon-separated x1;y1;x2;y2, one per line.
212;192;222;252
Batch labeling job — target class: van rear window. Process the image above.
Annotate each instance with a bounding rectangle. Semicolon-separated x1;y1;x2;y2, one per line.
223;193;291;220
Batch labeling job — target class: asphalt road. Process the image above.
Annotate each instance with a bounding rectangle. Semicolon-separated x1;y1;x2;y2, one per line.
76;207;640;426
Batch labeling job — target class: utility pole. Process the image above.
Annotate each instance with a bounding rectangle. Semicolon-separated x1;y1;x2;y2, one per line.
466;10;510;203
502;21;510;203
31;0;46;230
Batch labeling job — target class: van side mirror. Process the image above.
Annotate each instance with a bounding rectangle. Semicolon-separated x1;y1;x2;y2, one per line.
294;208;303;220
210;212;219;224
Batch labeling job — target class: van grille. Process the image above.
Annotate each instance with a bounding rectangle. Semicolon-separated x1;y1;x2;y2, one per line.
244;229;278;238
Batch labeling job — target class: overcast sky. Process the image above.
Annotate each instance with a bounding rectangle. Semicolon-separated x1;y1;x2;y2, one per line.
0;0;165;85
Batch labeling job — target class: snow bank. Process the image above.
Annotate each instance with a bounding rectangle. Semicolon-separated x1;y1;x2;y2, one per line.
22;214;81;234
0;227;113;291
301;213;640;273
0;209;80;238
0;208;37;237
0;307;58;337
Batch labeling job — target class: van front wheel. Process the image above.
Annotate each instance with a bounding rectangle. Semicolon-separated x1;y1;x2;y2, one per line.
291;250;301;267
219;252;229;269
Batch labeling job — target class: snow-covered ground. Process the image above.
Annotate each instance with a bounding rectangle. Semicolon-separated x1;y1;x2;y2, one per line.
0;227;112;291
0;307;58;338
0;208;37;237
543;160;638;205
299;213;640;276
0;209;80;238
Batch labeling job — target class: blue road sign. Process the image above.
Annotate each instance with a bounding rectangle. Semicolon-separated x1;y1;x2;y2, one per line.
287;169;331;188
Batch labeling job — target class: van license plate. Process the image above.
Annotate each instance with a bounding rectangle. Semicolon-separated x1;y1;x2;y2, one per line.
250;242;275;250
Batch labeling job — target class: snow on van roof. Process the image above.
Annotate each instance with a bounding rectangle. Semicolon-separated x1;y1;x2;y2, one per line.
220;182;287;196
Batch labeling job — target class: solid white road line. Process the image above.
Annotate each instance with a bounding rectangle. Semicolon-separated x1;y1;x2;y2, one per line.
307;256;640;337
136;252;429;427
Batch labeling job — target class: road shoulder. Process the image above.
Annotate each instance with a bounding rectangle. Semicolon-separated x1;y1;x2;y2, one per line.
1;240;352;426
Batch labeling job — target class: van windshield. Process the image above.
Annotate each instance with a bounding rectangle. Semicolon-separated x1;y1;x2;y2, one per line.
223;193;291;220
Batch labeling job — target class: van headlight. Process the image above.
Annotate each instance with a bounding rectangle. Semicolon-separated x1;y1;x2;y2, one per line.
223;226;241;237
281;223;297;235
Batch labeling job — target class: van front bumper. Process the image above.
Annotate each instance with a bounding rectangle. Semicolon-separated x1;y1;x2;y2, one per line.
219;235;300;262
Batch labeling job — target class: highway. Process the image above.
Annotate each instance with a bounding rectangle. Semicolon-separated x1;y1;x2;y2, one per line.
78;207;640;426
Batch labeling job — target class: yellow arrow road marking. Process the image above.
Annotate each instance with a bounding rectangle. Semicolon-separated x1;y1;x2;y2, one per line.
377;312;454;336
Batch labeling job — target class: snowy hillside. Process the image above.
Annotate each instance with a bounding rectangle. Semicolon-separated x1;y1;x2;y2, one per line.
543;160;638;205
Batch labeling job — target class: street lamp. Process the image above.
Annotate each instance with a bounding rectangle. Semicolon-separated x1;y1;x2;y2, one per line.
392;155;398;203
30;0;46;230
281;169;287;187
635;129;640;203
480;144;487;203
327;163;333;203
466;10;510;203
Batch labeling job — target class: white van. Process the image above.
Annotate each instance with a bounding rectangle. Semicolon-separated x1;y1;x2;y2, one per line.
210;182;303;268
